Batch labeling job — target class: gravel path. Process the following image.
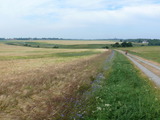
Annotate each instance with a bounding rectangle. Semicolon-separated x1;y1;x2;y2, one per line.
129;55;160;71
117;50;160;86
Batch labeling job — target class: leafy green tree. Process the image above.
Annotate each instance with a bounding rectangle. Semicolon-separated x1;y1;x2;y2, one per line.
121;42;133;47
112;42;121;47
121;41;127;47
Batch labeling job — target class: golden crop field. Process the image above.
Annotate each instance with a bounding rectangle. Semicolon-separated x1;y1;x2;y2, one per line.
0;42;110;119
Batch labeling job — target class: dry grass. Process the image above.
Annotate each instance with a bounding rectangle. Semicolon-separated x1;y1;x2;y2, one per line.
0;50;111;119
0;57;80;80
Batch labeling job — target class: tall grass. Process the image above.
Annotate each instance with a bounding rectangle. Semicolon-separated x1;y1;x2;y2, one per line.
82;52;160;120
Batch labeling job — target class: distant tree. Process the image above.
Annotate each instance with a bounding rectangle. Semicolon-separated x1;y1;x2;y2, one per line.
127;42;133;47
112;42;121;47
53;45;59;48
121;42;127;47
121;42;133;47
24;43;28;46
0;38;5;40
102;46;109;49
112;42;133;48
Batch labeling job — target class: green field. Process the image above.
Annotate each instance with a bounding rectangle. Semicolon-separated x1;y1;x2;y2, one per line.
119;46;160;63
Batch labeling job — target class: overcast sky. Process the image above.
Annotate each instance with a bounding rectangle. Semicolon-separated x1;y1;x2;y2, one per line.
0;0;160;39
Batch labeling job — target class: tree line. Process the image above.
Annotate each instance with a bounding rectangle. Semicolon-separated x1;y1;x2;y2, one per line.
121;39;160;46
112;42;133;47
148;40;160;46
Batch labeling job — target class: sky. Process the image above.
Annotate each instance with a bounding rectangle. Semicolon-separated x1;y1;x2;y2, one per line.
0;0;160;39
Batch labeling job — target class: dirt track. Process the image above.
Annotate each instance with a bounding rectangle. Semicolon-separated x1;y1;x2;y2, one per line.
117;50;160;86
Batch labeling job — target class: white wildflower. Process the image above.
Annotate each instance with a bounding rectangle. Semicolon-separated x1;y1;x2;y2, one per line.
105;104;111;107
97;107;102;111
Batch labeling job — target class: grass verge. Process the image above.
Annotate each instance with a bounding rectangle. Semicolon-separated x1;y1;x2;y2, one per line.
82;52;160;120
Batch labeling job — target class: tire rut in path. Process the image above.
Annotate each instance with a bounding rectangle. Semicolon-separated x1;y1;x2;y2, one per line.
129;54;160;71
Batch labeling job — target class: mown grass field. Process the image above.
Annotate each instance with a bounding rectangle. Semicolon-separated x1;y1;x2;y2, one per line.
0;42;110;119
81;52;160;120
119;46;160;63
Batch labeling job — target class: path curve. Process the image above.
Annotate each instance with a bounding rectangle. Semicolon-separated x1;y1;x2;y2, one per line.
117;50;160;86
